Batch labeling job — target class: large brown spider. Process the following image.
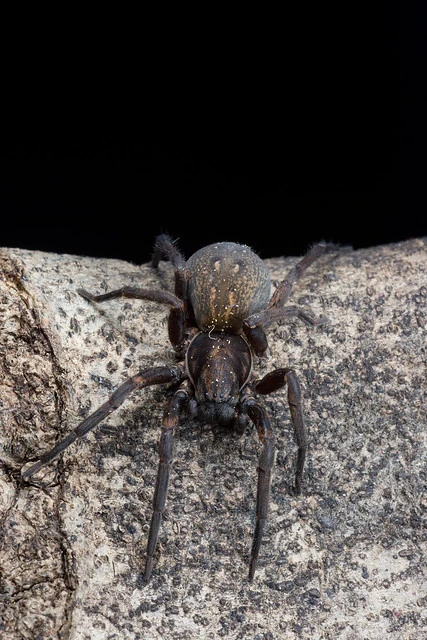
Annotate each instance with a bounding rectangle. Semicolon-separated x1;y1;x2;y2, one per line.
22;234;332;583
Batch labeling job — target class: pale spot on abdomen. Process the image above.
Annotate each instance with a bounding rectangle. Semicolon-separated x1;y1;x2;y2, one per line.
187;242;271;332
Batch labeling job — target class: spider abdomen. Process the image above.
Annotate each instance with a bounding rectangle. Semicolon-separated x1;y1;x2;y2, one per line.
187;242;271;332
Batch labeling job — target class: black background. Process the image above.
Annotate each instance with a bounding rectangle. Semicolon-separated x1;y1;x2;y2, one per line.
1;6;425;265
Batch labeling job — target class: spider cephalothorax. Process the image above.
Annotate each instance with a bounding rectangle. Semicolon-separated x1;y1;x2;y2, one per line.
22;235;332;583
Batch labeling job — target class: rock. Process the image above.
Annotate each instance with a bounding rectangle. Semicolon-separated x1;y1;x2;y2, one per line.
0;238;426;639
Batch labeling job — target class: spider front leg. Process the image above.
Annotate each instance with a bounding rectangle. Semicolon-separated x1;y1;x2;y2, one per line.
143;387;189;583
244;399;276;582
255;368;307;495
21;366;183;479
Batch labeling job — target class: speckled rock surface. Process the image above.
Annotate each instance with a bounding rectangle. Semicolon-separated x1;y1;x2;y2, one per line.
0;238;426;640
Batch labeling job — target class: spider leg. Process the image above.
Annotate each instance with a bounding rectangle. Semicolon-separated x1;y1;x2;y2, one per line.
151;233;189;301
77;286;186;350
285;370;307;495
152;234;197;328
143;387;189;583
268;241;333;309
255;368;307;495
21;366;183;479
245;303;329;334
244;399;276;582
242;242;333;355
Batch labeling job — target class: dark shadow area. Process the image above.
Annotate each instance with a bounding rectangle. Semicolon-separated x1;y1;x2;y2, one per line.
1;6;425;264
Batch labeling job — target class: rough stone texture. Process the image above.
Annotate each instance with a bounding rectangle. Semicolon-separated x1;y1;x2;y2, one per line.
0;238;426;640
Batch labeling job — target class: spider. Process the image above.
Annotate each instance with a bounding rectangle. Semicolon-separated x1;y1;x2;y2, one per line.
21;234;332;583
